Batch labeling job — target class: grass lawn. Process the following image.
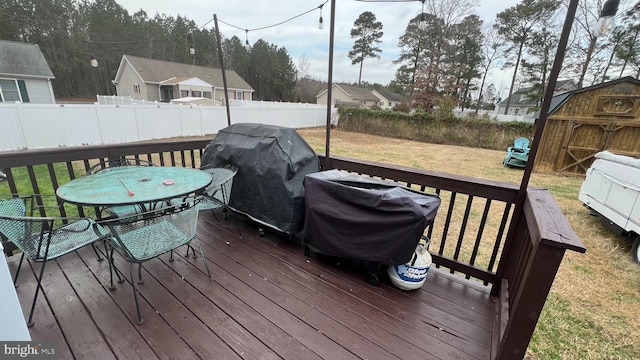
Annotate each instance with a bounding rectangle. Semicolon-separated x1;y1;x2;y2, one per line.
297;127;640;360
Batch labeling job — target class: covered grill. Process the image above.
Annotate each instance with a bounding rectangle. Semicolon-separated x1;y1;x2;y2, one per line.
303;170;441;265
201;123;320;236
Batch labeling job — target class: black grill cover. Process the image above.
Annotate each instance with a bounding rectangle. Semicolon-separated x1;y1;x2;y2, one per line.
304;170;441;265
201;123;320;235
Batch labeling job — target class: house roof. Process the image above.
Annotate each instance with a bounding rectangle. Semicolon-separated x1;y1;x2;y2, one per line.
160;77;213;87
372;89;405;102
497;89;536;107
316;84;379;101
556;79;576;89
498;79;577;107
116;55;252;91
0;40;54;79
337;84;380;101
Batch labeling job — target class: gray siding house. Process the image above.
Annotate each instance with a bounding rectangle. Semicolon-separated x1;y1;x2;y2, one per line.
497;79;577;115
0;40;56;104
113;55;253;103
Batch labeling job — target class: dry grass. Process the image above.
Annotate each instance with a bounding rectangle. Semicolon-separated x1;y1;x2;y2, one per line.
297;127;640;359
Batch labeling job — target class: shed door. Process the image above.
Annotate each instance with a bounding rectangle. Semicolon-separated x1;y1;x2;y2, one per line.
556;120;612;175
605;122;640;156
557;120;640;175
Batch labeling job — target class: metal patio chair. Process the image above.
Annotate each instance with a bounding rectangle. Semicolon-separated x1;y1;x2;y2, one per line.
102;197;210;324
198;164;243;237
0;195;111;327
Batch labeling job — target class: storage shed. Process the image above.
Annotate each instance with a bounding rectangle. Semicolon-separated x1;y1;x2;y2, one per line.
534;77;640;175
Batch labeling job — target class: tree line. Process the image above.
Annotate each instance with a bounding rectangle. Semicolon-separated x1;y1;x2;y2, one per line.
347;0;640;114
0;0;297;101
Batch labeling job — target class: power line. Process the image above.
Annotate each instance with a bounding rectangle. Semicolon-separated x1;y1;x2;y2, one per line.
216;0;328;33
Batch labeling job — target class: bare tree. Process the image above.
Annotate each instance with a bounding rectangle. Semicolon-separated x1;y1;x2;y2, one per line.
573;0;601;88
475;23;504;113
423;0;479;27
495;0;561;115
297;55;311;102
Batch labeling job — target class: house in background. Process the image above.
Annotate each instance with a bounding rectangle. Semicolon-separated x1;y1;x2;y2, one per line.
497;79;577;116
372;89;405;109
316;84;381;108
0;40;56;104
113;55;253;103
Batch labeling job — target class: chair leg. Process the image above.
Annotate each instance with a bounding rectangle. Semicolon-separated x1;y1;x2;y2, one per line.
108;247;115;290
129;262;144;325
137;263;144;284
228;208;243;238
27;259;50;327
13;252;26;287
185;244;197;259
90;243;103;261
193;238;212;280
106;242;123;290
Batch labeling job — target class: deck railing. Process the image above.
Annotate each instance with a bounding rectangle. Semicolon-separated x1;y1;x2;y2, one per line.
0;139;584;360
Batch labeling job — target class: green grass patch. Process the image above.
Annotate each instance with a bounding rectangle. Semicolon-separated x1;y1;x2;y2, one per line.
530;293;639;359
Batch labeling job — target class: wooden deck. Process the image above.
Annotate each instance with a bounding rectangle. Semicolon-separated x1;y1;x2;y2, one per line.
9;210;495;360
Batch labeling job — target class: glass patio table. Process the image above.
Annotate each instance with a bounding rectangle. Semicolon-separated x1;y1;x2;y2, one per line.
56;166;212;209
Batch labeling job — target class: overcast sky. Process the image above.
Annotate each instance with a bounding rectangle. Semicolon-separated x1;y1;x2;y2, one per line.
120;0;523;94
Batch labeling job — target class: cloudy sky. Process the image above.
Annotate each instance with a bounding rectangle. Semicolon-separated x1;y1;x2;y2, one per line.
120;0;523;93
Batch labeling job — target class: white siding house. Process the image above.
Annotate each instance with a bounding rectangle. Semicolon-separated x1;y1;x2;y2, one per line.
113;55;253;103
0;40;55;104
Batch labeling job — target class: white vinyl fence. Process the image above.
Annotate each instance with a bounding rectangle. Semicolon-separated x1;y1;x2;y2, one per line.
453;108;535;123
0;101;328;151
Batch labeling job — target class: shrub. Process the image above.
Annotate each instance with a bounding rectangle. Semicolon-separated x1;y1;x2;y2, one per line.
337;107;533;150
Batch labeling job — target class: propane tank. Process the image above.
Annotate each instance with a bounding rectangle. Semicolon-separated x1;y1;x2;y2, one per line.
387;237;432;290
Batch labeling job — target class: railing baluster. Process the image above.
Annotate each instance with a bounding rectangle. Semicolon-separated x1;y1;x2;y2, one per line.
488;203;513;276
452;195;474;273
438;191;457;262
467;199;492;279
424;188;440;243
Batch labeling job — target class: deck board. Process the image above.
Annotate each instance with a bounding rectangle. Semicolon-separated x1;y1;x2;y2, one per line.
8;211;496;360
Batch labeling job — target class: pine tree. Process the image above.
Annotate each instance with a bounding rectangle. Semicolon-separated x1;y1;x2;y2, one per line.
348;11;384;85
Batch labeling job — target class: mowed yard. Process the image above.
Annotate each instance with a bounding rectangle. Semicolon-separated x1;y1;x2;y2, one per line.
296;127;640;360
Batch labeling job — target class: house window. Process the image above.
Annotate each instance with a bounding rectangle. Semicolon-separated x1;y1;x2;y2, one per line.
181;90;189;98
0;79;25;102
203;91;212;99
514;108;520;115
192;90;201;97
235;91;243;100
133;84;140;93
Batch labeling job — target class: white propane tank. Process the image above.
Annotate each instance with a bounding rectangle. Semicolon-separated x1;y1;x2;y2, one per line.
388;237;432;290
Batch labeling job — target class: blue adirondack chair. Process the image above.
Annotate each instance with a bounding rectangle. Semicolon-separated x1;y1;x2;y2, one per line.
503;137;530;168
